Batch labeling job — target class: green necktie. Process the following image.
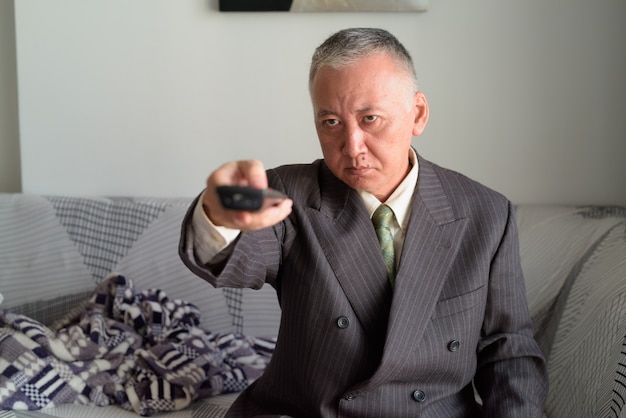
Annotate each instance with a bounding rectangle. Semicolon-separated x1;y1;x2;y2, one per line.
372;204;396;285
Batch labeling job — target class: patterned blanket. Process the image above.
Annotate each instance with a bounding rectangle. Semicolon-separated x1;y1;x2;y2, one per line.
0;274;274;416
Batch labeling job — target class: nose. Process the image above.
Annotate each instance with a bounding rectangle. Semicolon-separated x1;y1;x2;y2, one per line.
343;123;367;158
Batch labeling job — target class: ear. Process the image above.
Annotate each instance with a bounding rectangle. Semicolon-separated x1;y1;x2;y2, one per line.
412;91;429;136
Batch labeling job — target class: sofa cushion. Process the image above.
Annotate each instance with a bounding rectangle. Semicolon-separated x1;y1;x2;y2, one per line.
516;206;625;347
516;205;626;418
0;195;96;313
0;194;285;336
543;217;626;417
5;291;91;326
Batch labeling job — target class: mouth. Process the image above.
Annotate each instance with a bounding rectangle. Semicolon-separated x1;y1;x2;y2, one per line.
346;166;371;176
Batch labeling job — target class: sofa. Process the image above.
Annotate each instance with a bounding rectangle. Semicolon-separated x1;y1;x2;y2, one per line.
0;193;624;418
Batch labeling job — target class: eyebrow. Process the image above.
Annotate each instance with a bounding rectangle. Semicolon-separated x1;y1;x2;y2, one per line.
316;106;378;118
316;109;334;118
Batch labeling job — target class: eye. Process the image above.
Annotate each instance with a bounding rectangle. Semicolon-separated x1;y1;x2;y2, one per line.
363;115;378;123
322;119;340;127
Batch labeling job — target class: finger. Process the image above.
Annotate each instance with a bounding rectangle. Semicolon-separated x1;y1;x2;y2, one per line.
237;160;268;189
210;161;245;186
229;198;293;232
211;160;267;188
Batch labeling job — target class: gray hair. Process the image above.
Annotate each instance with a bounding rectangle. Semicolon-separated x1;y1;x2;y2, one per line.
309;28;419;93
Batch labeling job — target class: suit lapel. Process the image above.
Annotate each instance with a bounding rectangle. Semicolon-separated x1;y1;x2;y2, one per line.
365;157;469;387
307;163;393;342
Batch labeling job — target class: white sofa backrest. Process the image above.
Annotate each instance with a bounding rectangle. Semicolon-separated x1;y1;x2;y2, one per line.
0;194;282;337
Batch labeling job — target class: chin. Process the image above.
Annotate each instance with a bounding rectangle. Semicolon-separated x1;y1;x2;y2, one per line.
342;176;374;193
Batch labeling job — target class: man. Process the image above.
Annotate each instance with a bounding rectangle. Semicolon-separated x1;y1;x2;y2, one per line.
180;28;548;417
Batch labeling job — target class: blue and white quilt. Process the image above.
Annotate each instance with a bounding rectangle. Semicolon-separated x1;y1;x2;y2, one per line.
0;274;274;416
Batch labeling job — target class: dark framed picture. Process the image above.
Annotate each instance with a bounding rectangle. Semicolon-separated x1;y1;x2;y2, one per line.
219;0;429;12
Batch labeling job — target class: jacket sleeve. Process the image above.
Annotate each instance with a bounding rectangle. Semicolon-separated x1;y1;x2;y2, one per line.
474;202;549;417
179;193;282;291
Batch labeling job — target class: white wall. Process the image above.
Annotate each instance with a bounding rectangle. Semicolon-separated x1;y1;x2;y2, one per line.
10;0;626;205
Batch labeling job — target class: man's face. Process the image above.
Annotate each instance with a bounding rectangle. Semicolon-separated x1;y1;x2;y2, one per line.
311;53;429;202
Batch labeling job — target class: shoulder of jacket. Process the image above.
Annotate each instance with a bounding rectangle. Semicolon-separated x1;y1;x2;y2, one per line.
420;156;511;219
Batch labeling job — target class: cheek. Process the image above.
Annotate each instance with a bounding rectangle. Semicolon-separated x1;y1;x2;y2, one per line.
318;134;343;156
368;137;410;167
321;148;343;167
318;139;337;166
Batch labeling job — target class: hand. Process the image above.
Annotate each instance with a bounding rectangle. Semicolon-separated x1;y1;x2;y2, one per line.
203;160;293;231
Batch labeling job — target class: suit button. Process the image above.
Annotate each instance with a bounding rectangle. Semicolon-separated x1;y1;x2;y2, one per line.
412;389;426;402
447;340;460;352
337;316;350;329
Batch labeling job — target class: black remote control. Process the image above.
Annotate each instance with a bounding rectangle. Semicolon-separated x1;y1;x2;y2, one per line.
216;186;288;211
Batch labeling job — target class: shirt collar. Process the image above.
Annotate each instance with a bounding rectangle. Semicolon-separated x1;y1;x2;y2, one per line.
358;148;419;230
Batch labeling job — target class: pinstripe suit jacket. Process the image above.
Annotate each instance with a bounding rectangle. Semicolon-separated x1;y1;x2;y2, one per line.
179;155;548;417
